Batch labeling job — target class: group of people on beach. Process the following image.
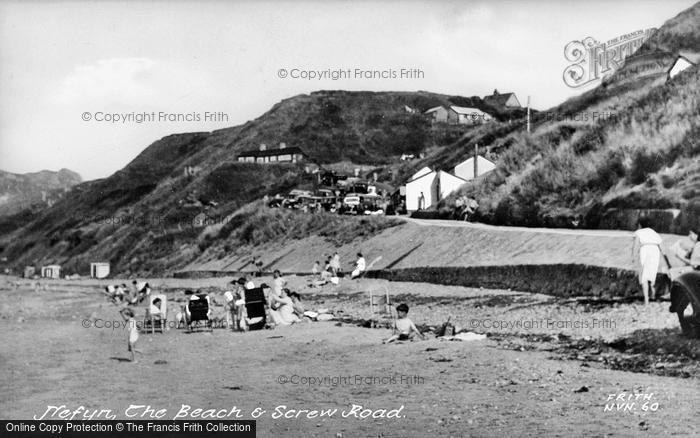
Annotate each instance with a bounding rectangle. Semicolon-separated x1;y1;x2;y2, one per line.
103;281;151;306
311;252;366;285
223;270;307;330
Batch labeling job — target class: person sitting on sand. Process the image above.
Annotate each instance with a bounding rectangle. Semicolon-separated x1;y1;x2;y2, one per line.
351;252;366;279
671;230;700;268
103;285;120;304
126;281;150;305
150;297;163;316
288;291;305;319
383;304;425;343
268;288;300;326
272;270;287;297
119;307;141;362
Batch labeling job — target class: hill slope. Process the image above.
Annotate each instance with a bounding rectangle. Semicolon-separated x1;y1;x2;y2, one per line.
402;3;700;233
0;168;81;217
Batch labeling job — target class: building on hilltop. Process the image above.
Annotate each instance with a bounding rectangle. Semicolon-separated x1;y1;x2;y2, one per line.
237;143;307;164
667;52;700;80
483;89;521;108
449;106;493;124
424;106;450;123
425;105;494;124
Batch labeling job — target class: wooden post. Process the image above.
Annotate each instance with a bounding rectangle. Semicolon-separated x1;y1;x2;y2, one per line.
527;96;531;134
474;143;479;178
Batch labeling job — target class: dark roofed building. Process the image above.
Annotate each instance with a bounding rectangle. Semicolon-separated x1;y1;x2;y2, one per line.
237;143;307;164
483;89;521;108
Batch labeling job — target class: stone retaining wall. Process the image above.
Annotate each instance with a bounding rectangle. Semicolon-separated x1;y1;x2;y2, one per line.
365;264;642;299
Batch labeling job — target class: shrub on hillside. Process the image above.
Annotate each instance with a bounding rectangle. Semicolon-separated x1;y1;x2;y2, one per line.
586;150;626;190
218;205;401;250
628;149;665;185
572;129;605;155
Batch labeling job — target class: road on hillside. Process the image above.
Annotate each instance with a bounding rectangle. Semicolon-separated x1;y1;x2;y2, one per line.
399;216;674;238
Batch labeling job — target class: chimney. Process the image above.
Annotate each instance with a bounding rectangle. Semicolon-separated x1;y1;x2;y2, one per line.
259;144;267;151
279;142;286;149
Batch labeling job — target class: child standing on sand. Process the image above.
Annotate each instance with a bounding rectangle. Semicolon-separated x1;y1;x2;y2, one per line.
383;303;425;343
120;308;141;362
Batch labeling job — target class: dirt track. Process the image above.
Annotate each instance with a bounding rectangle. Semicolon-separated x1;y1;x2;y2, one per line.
1;276;698;437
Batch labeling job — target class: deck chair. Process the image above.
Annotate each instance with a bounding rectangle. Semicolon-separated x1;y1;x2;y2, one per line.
143;294;167;334
241;287;267;331
369;286;395;328
186;293;212;332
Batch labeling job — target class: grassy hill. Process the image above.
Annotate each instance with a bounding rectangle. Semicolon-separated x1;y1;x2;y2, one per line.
399;4;700;233
0;168;81;217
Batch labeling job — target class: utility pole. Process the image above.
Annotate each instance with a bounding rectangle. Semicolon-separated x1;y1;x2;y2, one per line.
473;143;479;179
526;95;531;134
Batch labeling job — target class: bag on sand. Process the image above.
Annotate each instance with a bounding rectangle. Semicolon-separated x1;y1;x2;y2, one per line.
437;317;455;337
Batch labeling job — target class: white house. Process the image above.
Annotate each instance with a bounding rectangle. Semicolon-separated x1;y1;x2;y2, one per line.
90;262;110;279
667;52;700;80
449;106;493;124
454;155;497;180
483;90;521;108
41;265;61;279
405;169;467;212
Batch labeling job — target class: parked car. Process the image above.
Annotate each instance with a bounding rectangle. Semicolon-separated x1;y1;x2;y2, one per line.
317;188;336;198
281;196;300;209
340;194;361;215
669;269;700;338
359;194;384;215
267;195;284;208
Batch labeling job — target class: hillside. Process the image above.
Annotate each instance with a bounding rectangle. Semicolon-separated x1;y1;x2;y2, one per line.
402;3;700;233
0;91;506;275
0;168;81;218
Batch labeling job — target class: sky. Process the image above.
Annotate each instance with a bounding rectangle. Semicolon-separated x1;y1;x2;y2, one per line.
0;0;696;181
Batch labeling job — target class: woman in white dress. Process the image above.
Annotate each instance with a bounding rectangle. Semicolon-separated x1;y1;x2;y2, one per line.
632;218;663;305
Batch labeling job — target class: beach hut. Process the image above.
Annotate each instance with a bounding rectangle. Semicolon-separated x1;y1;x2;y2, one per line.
23;266;36;278
90;262;110;279
41;265;61;279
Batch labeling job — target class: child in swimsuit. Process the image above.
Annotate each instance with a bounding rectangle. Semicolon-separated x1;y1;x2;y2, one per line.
383;303;425;343
120;308;141;362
